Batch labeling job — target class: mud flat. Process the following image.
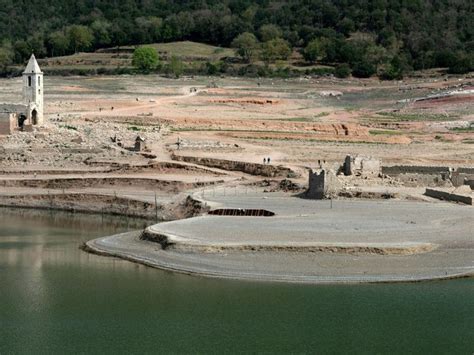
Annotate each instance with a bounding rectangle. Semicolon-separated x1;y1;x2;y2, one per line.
86;196;474;284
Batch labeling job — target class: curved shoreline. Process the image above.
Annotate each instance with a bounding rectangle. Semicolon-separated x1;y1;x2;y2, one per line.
85;228;474;284
78;193;474;284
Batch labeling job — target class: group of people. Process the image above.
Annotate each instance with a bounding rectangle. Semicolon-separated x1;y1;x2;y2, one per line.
263;157;271;164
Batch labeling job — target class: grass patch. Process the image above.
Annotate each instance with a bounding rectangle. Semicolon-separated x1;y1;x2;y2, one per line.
150;41;235;59
369;129;403;135
274;117;315;122
450;126;474;132
273;112;331;122
60;124;78;131
375;112;459;122
128;126;145;132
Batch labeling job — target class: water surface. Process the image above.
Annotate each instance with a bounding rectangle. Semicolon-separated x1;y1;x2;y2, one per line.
1;208;473;354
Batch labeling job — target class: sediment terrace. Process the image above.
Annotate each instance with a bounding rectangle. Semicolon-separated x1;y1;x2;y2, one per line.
86;196;474;283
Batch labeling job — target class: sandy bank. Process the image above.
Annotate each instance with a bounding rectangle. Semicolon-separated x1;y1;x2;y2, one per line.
85;197;474;284
85;230;473;284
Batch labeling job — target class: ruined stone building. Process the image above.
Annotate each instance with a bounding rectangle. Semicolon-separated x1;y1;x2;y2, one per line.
306;169;342;199
0;54;44;135
344;155;381;177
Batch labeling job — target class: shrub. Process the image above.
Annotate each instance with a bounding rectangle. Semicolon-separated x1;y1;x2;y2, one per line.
352;60;376;78
334;64;351;78
132;46;159;72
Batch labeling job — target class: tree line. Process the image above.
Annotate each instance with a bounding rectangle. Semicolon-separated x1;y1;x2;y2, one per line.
0;0;472;77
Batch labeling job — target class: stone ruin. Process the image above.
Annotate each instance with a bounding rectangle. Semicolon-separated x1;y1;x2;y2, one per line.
305;154;382;199
306;169;342;199
343;155;381;177
133;136;146;152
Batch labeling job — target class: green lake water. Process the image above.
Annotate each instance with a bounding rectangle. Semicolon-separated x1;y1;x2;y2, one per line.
0;208;473;354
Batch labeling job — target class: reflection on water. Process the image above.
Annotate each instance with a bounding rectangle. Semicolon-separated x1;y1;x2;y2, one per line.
0;208;148;271
0;207;473;354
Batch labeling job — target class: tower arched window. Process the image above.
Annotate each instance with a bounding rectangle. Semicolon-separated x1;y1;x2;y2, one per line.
28;77;31;87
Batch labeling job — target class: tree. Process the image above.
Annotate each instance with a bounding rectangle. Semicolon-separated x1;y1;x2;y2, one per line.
379;55;407;80
13;40;30;62
0;42;14;73
91;20;111;48
27;34;46;57
303;39;323;63
231;32;258;63
168;55;184;78
47;31;70;57
334;64;351;78
448;53;474;74
337;18;355;36
352;59;376;78
132;46;159;72
67;25;94;53
261;38;292;63
258;24;282;42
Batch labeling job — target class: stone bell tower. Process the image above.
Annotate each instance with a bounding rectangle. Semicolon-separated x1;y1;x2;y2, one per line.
23;54;43;125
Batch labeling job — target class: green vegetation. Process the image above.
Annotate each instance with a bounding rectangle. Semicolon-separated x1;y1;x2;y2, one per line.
376;112;459;122
302;39;323;63
128;126;144;132
151;41;233;59
0;0;472;78
60;124;78;131
369;130;403;135
450;126;474;132
231;33;258;63
274;113;330;122
334;64;351;78
132;47;159;72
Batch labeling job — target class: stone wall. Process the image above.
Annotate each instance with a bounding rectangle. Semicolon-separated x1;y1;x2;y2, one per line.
0;113;16;135
458;167;474;174
425;188;473;205
382;165;451;175
382;165;474;187
172;154;298;178
306;169;341;199
465;179;474;189
344;155;381;177
451;172;474;187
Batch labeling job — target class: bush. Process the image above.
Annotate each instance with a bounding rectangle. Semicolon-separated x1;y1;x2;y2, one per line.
303;39;322;63
448;54;473;74
352;60;376;78
310;67;335;76
231;32;259;63
205;61;219;75
261;38;292;63
132;46;159;72
334;64;351;78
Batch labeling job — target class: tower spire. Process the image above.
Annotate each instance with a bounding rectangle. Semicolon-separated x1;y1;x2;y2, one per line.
23;54;42;74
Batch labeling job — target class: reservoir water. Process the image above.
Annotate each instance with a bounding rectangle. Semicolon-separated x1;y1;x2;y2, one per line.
1;208;473;354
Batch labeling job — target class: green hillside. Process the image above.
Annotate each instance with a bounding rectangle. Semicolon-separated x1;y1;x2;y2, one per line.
0;0;472;77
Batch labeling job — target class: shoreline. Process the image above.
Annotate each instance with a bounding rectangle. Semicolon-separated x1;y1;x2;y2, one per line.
83;196;474;284
84;230;474;284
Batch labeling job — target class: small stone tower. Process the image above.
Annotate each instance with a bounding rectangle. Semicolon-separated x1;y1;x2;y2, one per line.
23;54;43;125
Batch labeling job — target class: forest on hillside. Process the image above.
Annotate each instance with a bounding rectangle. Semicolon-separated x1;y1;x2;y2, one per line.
0;0;472;77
